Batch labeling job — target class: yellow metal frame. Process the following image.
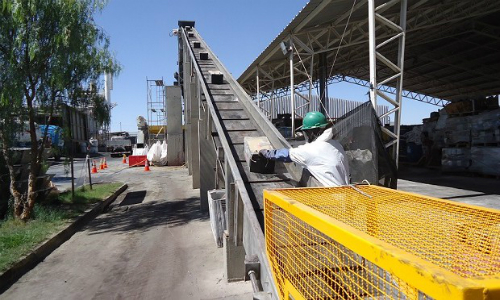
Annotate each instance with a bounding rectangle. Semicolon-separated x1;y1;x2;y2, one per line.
264;185;500;300
284;279;305;300
148;125;166;135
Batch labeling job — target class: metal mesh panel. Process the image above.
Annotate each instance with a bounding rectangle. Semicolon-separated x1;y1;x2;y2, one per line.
265;185;500;299
333;101;397;188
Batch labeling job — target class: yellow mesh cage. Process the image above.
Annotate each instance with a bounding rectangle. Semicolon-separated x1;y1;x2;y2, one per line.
264;185;500;300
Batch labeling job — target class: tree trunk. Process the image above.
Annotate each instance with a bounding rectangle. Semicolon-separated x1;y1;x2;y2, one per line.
20;96;39;220
19;90;57;220
0;130;25;218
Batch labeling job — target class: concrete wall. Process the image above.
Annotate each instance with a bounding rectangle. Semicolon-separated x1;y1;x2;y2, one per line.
166;86;184;165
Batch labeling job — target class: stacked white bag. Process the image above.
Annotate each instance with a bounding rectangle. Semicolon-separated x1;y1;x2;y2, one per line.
147;141;168;165
160;141;168;166
132;144;149;156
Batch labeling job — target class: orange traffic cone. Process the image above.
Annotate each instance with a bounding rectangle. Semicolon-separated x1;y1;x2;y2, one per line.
144;159;150;171
99;158;104;170
91;160;98;173
122;154;127;164
103;158;108;169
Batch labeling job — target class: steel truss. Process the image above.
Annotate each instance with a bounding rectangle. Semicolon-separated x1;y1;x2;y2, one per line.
368;0;407;163
248;0;411;164
243;0;499;95
244;0;500;146
251;75;448;108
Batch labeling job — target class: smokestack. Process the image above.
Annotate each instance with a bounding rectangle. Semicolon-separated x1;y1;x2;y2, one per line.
104;73;113;103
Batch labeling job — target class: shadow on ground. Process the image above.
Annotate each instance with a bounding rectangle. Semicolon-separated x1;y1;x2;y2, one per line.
399;165;500;196
86;196;209;235
119;191;147;206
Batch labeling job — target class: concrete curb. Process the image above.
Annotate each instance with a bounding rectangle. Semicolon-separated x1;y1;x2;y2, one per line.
0;183;128;293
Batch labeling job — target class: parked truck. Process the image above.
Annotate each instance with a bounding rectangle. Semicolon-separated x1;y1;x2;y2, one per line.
106;132;132;157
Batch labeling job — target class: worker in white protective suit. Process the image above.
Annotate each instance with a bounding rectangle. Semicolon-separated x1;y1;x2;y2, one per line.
259;111;350;186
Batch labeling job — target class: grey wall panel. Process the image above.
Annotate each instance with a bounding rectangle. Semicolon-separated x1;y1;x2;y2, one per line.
166;86;184;165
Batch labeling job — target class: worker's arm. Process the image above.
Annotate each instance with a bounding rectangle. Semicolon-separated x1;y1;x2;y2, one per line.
258;148;293;162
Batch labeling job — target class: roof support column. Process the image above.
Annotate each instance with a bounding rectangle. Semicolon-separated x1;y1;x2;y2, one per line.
256;67;260;108
271;80;275;120
393;0;407;166
368;0;407;176
289;37;295;138
368;0;377;108
309;54;314;111
319;52;328;115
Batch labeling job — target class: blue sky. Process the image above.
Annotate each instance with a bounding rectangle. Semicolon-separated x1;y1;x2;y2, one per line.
95;0;438;133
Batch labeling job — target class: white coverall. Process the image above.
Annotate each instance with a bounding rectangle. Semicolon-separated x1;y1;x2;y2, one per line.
289;128;350;186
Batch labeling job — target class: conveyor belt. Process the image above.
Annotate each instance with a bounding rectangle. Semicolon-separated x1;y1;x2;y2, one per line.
177;25;307;299
183;29;297;222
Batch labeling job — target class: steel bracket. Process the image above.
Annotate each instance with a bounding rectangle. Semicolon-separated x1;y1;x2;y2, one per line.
245;254;260;281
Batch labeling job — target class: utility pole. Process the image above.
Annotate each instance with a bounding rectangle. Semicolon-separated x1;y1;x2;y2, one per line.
71;144;75;199
65;105;75;200
86;154;93;190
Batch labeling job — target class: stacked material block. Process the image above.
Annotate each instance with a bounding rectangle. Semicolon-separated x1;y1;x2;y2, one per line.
442;148;471;172
470;110;500;145
470;147;500;176
243;136;275;174
435;108;500;176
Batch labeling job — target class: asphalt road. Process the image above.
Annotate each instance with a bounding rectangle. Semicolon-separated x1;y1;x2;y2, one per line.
1;158;252;299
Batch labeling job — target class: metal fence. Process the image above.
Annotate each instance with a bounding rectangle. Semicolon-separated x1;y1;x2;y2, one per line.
258;95;390;125
264;185;500;300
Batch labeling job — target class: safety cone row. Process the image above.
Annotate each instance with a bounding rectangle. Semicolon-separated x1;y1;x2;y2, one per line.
91;160;98;173
122;154;127;164
144;159;150;172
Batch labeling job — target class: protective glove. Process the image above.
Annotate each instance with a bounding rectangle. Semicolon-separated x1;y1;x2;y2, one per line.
258;149;272;159
258;148;292;162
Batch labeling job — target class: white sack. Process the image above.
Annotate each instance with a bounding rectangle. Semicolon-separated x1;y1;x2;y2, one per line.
133;144;149;156
147;141;162;162
159;141;168;165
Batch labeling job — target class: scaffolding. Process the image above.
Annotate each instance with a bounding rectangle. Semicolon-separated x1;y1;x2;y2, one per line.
146;78;166;145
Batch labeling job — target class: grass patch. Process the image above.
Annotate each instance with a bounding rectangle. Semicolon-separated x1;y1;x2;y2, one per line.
59;182;123;212
0;182;123;273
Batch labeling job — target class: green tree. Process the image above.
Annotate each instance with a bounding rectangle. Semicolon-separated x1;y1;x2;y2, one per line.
0;0;120;220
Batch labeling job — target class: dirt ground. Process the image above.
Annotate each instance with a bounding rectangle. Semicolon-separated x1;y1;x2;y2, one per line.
1;156;252;300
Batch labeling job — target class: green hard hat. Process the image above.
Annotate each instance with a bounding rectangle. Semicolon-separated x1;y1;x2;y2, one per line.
301;111;328;130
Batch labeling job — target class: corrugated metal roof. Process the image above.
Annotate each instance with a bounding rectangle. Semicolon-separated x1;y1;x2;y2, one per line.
238;0;500;101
